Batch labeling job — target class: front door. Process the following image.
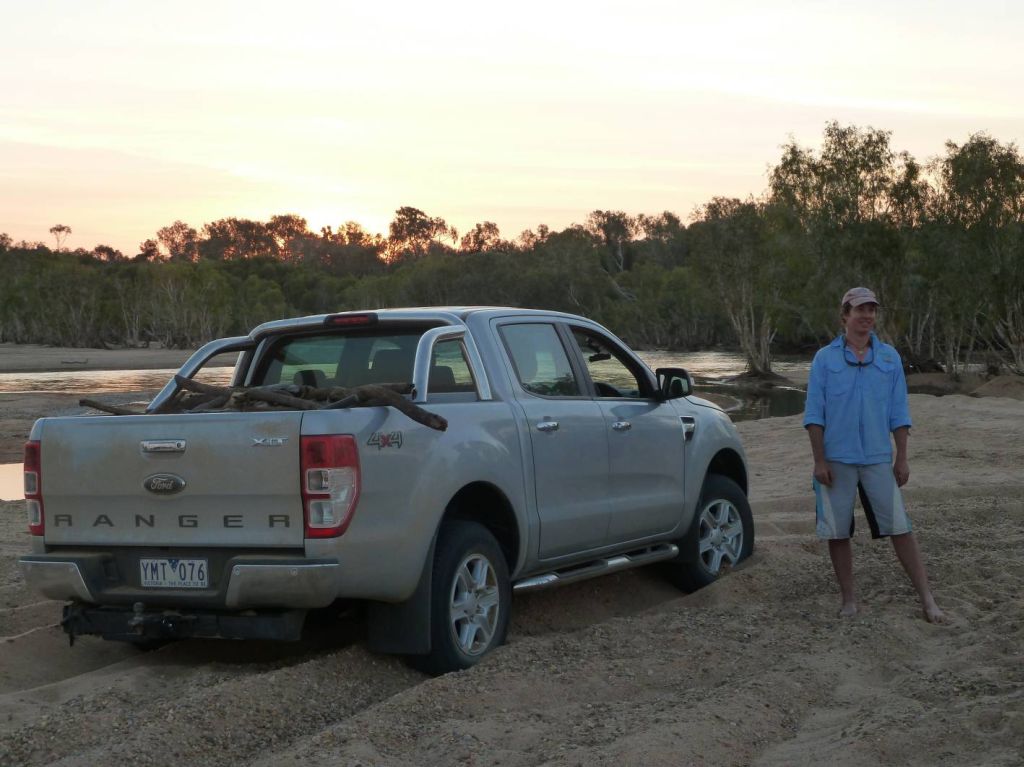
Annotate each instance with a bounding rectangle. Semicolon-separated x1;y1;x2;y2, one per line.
568;327;686;542
498;322;611;559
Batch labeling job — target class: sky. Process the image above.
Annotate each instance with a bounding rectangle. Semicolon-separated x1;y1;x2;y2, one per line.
1;0;1021;255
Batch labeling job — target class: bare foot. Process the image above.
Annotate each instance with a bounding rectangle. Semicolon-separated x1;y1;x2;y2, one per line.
838;602;858;618
923;601;946;624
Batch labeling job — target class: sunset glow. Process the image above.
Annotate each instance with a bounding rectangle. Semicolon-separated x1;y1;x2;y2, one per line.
1;0;1021;254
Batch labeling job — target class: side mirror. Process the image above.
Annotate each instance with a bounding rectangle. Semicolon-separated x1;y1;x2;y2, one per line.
656;367;693;400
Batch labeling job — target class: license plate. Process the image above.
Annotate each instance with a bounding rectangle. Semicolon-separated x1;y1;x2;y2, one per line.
140;558;209;588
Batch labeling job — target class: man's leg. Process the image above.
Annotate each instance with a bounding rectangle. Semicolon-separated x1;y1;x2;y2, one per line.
856;464;945;623
828;538;857;617
891;533;945;623
815;463;858;617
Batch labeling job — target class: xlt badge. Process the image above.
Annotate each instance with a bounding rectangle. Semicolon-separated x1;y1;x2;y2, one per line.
252;437;289;447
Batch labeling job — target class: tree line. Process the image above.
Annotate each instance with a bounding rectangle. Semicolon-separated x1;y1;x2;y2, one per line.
2;122;1022;378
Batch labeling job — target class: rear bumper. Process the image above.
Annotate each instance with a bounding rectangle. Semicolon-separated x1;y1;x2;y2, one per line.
18;553;341;609
62;602;308;642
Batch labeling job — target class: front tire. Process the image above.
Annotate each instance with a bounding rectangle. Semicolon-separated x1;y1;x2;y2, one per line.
667;474;754;592
416;521;511;675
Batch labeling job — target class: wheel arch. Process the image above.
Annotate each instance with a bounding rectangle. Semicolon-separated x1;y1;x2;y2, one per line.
704;448;748;496
441;481;520;573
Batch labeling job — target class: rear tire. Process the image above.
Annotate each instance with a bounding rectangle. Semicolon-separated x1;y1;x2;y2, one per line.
414;521;511;675
666;474;754;592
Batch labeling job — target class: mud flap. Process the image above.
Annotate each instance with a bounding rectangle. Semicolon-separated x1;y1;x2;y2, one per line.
366;534;437;656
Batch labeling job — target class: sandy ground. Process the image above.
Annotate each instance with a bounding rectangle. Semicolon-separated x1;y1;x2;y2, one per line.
0;343;197;373
0;355;1022;766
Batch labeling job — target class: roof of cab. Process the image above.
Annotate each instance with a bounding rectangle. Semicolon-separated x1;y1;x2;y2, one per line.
248;306;590;339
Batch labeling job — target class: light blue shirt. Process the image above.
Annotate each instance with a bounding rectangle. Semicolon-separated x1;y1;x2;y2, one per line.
803;333;912;465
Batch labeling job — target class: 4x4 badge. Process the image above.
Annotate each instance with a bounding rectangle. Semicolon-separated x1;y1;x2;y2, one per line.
367;431;403;450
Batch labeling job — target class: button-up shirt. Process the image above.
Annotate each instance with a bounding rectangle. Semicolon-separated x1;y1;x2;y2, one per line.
803;333;912;465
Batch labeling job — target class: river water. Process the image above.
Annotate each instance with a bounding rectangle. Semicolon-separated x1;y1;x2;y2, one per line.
0;350;808;401
0;351;810;500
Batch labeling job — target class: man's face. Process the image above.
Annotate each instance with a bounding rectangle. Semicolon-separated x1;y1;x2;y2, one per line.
845;302;877;334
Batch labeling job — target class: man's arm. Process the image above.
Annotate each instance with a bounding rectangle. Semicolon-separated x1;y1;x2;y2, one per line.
807;425;833;486
893;426;910;486
889;350;912;487
804;353;831;485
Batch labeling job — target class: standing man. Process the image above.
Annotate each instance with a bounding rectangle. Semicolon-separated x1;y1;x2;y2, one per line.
803;287;944;623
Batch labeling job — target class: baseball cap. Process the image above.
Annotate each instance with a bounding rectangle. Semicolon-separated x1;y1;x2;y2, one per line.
841;287;879;308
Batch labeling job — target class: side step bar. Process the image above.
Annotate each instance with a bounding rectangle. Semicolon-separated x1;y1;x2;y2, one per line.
513;543;679;593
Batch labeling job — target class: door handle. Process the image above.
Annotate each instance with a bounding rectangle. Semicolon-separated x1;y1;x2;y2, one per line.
536;420;559;432
141;439;186;453
611;421;631;432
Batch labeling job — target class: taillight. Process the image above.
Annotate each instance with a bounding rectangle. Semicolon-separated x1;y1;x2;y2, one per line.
24;440;43;535
300;435;360;538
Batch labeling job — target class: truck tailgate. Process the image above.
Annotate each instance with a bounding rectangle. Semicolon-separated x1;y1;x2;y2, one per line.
39;412;304;547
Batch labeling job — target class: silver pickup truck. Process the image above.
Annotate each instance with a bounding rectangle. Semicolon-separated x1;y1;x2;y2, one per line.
19;307;752;673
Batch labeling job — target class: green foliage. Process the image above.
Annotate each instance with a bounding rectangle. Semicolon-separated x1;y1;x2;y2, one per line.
5;125;1022;378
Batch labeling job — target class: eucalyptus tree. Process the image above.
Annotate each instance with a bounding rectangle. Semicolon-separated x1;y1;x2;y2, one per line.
585;210;639;274
302;222;386;276
199;218;278;261
235;273;288;331
516;224;550;249
689;197;784;375
459;221;504;253
609;262;723;350
927;134;1024;373
634;211;688;269
49;224;72;251
136;239;161;261
266;214;310;257
387;206;455;262
768;122;927;346
108;262;153;347
91;245;126;262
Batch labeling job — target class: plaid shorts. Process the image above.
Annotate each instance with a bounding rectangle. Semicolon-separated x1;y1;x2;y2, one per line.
813;462;913;540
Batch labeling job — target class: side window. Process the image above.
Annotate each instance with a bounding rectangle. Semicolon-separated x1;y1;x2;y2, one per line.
571;329;645;399
430;339;476;393
191;350;244;389
500;324;581;397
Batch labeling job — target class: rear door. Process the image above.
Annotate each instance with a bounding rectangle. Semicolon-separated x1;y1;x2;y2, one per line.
40;411;304;547
497;321;611;559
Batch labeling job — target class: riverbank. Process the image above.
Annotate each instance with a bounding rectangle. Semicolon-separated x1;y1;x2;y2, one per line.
0;343;200;374
0;345;221;461
727;366;1024;400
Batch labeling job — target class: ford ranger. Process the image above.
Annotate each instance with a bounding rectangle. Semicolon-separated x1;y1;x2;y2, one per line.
18;307;753;673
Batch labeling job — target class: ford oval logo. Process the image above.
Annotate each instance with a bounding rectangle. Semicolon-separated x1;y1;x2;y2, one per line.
143;473;186;495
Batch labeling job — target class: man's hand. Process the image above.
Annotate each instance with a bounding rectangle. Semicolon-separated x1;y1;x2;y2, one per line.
807;425;831;486
893;457;910;487
814;460;833;487
892;427;911;487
